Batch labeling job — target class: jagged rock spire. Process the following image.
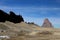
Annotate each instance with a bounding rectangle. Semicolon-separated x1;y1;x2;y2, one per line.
42;18;53;28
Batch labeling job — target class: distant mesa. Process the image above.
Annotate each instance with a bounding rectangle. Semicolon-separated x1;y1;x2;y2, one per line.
42;18;53;28
0;10;24;23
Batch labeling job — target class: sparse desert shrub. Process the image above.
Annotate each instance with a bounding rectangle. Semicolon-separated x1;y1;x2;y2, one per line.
17;30;29;36
37;31;53;35
0;24;9;30
28;22;34;24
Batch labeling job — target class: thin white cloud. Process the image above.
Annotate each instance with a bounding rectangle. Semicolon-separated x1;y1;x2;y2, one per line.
0;6;60;10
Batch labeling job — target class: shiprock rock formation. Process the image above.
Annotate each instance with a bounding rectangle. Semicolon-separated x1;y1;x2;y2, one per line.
42;18;53;28
0;10;24;23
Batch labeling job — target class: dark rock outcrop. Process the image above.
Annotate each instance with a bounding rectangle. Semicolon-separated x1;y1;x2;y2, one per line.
0;10;9;22
42;18;53;28
8;11;24;23
0;10;24;23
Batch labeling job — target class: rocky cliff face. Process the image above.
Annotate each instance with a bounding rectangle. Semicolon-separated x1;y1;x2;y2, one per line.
42;18;53;28
0;10;24;23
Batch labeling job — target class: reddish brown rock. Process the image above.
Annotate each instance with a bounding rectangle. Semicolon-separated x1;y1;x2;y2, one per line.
42;18;53;28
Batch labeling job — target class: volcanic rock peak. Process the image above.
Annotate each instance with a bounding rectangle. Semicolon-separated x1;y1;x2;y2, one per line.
42;18;53;28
